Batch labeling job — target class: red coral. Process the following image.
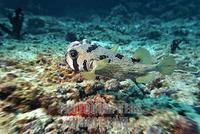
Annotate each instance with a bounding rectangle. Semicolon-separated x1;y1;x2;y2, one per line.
66;95;117;117
67;103;92;117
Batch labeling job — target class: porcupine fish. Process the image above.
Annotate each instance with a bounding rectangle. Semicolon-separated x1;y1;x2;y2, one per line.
65;39;176;83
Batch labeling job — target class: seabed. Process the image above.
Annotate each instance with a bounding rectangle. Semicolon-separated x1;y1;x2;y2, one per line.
0;4;200;134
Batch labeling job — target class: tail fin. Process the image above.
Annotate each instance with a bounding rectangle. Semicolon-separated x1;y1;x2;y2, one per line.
158;56;176;75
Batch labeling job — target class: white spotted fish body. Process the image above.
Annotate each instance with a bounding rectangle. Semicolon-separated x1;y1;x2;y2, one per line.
66;40;133;71
65;39;176;83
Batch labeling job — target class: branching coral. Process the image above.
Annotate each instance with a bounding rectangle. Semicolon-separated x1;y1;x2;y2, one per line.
0;8;24;40
170;39;182;54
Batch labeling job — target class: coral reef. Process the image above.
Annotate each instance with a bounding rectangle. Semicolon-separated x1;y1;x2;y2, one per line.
0;1;200;133
0;8;24;39
64;32;77;42
0;52;200;133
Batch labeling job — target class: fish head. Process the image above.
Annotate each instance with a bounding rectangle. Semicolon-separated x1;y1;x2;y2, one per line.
65;41;96;72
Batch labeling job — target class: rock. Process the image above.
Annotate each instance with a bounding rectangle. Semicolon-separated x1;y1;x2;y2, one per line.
56;86;80;100
64;32;77;42
27;18;46;29
80;81;103;95
0;112;14;133
26;17;47;34
105;79;120;91
66;88;80;99
171;117;199;134
146;30;162;40
2;102;17;113
146;126;162;134
0;82;17;99
173;28;189;36
109;123;131;134
106;4;132;25
0;59;18;67
119;79;135;90
147;78;166;90
45;123;57;133
197;82;200;89
13;108;54;134
1;73;18;82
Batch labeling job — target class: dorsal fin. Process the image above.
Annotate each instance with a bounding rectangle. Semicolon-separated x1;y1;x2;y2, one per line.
133;47;152;64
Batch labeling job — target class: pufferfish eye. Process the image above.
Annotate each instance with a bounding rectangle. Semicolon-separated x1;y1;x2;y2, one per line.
69;49;78;59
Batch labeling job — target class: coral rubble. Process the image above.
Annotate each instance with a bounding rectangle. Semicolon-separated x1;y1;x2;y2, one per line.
0;2;200;133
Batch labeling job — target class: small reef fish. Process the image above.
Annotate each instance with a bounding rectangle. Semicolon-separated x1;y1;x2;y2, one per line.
65;39;176;83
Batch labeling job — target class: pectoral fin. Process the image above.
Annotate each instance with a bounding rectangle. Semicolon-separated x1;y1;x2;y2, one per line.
81;71;96;80
136;73;155;84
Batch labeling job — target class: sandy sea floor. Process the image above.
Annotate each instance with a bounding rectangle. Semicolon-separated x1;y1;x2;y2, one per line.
0;9;200;134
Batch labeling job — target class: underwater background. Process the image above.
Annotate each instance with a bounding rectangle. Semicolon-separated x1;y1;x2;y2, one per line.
0;0;200;134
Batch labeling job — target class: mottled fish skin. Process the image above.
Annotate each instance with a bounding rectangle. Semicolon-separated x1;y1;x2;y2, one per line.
65;39;165;81
65;39;137;72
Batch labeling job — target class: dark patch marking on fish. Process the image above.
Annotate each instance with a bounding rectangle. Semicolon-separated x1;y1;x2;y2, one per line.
72;58;79;72
86;44;98;52
83;60;88;71
115;53;124;59
131;58;141;63
99;55;109;60
64;52;68;64
89;60;94;69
